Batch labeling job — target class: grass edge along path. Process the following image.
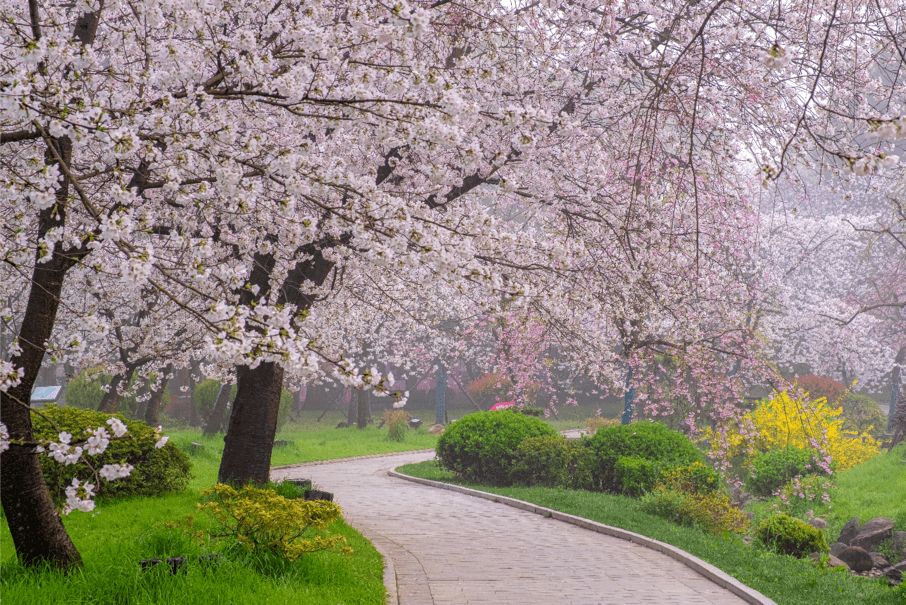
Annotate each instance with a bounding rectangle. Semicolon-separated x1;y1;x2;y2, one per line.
394;460;903;605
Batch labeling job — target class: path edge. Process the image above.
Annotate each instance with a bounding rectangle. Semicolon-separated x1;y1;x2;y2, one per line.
389;468;778;605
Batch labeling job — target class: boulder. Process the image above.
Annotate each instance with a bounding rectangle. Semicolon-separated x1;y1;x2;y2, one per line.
869;552;890;568
836;516;861;545
427;423;445;435
809;518;828;530
892;530;906;552
891;560;906;573
829;542;849;557
851;517;894;551
809;552;849;569
884;567;902;587
836;546;874;573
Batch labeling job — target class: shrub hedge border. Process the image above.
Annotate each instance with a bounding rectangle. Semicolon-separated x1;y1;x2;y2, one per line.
388;466;778;605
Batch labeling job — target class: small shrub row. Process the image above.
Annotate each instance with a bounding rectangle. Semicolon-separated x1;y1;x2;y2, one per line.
640;488;750;535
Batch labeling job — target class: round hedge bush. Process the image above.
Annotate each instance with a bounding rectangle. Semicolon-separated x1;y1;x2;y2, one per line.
746;447;826;498
585;421;704;494
510;434;595;490
436;411;557;485
755;513;828;558
32;404;192;504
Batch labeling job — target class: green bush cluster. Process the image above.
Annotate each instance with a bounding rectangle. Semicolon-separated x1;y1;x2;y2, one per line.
640;488;750;535
657;462;722;496
584;422;704;494
747;447;826;498
436;411;557;484
510;435;595;489
839;393;887;436
32;404;192;503
755;513;828;558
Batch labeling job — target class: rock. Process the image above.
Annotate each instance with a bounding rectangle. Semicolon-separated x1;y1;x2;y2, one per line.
829;542;849;557
809;553;849;569
809;518;829;530
836;516;861;545
892;530;906;552
851;517;894;551
427;423;445;435
891;560;906;573
836;546;874;572
305;489;334;502
884;567;902;587
869;552;890;568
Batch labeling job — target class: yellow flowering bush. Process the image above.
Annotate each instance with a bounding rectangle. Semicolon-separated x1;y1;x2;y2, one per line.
194;484;352;561
707;391;880;474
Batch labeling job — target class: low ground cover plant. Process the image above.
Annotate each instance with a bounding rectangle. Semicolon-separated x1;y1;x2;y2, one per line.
33;404;192;504
179;483;352;561
436;410;557;484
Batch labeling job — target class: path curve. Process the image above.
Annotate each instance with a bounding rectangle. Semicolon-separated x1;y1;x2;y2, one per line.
273;451;769;605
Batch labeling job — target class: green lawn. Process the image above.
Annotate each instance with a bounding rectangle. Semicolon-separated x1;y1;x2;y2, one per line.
1;420;439;605
397;447;906;605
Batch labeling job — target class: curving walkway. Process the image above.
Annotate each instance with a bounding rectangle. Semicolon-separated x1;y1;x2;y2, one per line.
272;451;770;605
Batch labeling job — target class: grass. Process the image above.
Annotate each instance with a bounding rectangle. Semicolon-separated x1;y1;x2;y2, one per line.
397;451;906;605
0;416;441;605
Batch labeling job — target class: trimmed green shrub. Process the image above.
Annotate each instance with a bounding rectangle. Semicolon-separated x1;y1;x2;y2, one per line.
747;447;825;498
839;393;886;436
614;456;657;497
32;404;192;504
510;435;595;489
657;461;722;496
585;422;704;494
640;488;750;535
755;513;828;558
436;411;557;484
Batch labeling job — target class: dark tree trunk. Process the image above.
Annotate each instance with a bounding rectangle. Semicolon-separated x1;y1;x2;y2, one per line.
218;362;285;485
203;383;232;436
346;388;356;425
889;347;906;432
97;365;136;414
143;366;172;428
357;388;370;429
217;238;341;485
1;139;84;570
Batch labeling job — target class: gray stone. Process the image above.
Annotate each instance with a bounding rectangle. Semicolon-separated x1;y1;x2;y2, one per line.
851;517;894;551
836;516;861;545
829;542;849;557
809;517;828;530
836;546;874;572
892;560;906;573
892;530;906;552
869;552;890;568
884;568;902;587
809;552;849;569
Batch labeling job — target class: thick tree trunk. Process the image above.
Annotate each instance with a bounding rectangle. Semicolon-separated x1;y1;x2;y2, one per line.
203;383;232;436
218;362;284;485
356;388;370;429
620;365;636;425
97;365;135;414
1;166;82;568
143;366;172;428
346;388;356;425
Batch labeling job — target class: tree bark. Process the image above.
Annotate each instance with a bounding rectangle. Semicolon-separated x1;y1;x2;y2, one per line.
356;388;370;429
203;382;232;436
218;362;285;485
889;346;906;432
97;365;136;414
143;365;172;428
218;238;340;485
346;388;356;426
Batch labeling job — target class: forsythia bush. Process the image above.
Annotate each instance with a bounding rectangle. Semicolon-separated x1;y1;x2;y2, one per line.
708;391;880;473
194;484;351;561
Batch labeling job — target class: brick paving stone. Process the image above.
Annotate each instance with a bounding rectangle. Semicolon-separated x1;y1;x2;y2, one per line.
272;451;761;605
